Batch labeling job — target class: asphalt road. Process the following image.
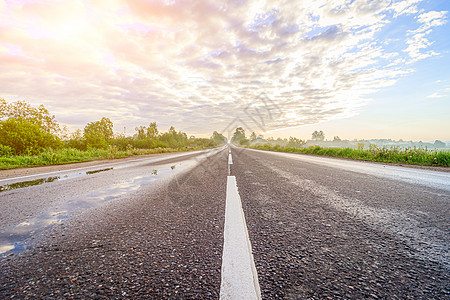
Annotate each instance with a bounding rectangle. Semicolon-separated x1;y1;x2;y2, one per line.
1;146;449;299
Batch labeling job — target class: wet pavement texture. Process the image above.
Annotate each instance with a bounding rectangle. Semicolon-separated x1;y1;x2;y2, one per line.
0;150;218;253
232;148;449;299
1;149;227;298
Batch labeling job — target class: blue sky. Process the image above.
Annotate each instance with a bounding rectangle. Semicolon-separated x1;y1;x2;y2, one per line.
1;0;449;141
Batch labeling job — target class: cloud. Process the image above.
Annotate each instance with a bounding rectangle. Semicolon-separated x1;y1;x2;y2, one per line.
390;0;421;17
0;0;448;134
427;93;447;98
404;10;448;62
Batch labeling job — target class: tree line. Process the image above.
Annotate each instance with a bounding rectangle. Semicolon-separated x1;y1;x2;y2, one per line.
0;99;226;156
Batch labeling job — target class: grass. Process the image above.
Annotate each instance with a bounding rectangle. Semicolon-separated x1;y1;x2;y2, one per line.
0;146;209;170
249;144;450;167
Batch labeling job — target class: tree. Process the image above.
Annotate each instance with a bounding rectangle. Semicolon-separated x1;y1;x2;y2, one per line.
146;122;158;139
159;126;189;148
66;129;86;150
211;131;226;145
84;117;113;140
84;117;113;149
239;138;249;146
434;140;446;148
287;136;306;148
0;118;62;154
0;99;63;153
231;127;246;144
333;136;341;142
0;98;60;134
85;132;108;149
250;132;257;141
135;126;147;140
135;122;158;140
312;130;325;141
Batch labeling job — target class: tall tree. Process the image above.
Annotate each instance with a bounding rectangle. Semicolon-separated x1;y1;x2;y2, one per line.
312;130;325;141
146;122;158;138
287;136;306;148
231;127;246;144
0;98;60;134
211;131;227;145
84;117;114;141
84;117;114;149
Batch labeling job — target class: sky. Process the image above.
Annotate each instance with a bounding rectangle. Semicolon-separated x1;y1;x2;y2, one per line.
1;0;449;141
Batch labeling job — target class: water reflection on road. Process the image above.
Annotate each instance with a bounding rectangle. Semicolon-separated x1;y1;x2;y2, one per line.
0;168;113;193
0;161;193;255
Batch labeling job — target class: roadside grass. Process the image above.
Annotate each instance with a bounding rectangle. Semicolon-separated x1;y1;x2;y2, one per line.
0;146;208;170
249;144;450;167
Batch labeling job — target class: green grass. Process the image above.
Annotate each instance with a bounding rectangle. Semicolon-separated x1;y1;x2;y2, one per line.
249;144;450;167
0;146;209;170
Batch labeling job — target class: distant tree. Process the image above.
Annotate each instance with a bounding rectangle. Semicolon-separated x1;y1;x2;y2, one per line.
0;98;6;118
333;136;341;142
275;137;288;147
434;140;446;148
287;136;306;148
239;138;250;146
146;122;158;138
250;132;257;141
312;130;325;141
134;122;159;145
65;129;86;150
211;131;226;145
135;126;147;140
159;126;188;148
231;127;246;144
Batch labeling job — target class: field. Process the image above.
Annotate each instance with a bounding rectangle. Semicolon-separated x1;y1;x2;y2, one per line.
249;144;450;167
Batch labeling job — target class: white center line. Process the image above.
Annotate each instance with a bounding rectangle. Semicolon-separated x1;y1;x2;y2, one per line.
220;175;261;300
228;153;233;165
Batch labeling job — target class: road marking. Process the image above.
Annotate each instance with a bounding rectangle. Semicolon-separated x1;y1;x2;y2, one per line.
220;176;261;300
228;153;233;165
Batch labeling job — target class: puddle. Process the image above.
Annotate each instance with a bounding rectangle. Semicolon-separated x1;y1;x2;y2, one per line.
0;161;194;255
0;176;59;192
85;167;113;175
0;167;114;193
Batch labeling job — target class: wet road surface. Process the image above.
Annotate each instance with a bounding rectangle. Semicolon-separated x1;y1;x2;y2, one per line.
232;147;449;299
1;146;449;299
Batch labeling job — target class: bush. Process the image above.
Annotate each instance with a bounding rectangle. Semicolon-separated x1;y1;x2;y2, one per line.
0;118;62;155
0;145;13;156
85;131;108;149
